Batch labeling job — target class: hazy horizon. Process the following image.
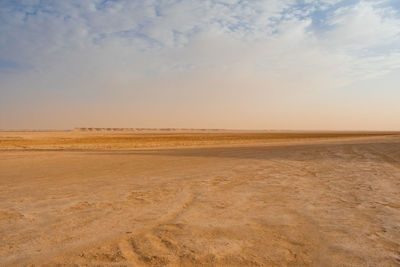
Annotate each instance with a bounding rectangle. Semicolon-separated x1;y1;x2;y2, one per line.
1;0;400;131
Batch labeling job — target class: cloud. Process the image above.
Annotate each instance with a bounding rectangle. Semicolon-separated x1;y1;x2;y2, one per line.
1;0;400;129
325;1;400;50
0;1;398;79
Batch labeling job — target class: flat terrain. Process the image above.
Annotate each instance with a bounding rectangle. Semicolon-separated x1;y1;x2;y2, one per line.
1;129;398;150
1;130;400;266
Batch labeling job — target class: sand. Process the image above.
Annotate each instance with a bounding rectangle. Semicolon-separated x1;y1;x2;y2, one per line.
1;130;400;266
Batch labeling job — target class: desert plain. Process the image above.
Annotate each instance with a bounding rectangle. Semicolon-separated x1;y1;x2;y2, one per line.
1;129;400;266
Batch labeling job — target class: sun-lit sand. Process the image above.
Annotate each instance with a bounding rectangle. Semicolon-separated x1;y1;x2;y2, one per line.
1;130;400;266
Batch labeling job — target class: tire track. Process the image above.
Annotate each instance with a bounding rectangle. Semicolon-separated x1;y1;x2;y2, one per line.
118;187;198;266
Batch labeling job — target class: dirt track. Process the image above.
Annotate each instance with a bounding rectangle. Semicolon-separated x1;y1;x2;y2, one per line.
1;132;400;266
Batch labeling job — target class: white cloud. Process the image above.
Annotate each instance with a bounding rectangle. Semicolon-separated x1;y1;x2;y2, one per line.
1;0;399;80
325;1;400;49
1;0;400;129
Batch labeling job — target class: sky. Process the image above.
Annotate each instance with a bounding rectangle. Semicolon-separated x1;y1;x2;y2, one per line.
0;0;399;130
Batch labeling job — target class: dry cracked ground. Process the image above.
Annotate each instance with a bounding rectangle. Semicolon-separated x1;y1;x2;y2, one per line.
0;131;400;266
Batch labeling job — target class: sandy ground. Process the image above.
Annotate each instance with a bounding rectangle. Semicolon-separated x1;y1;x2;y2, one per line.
1;131;400;266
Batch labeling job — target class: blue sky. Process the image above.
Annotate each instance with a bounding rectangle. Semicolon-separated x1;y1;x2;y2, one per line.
1;0;400;130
